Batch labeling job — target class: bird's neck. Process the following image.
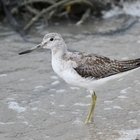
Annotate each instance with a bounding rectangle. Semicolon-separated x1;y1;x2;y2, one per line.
51;44;68;58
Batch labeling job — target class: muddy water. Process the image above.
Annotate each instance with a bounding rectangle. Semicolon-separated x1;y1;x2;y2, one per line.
0;20;140;140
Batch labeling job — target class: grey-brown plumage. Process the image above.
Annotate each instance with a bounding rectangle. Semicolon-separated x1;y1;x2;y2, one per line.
71;53;140;79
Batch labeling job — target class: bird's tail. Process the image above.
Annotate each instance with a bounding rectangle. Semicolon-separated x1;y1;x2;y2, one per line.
120;58;140;72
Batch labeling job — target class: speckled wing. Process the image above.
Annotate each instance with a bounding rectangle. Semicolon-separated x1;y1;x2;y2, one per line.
72;53;140;79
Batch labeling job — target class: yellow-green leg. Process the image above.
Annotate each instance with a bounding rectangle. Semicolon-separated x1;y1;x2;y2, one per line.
85;92;97;124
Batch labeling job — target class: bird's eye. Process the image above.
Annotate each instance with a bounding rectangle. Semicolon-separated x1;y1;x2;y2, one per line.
50;38;54;41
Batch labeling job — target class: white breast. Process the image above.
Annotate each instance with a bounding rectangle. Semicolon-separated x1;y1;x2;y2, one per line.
52;56;84;85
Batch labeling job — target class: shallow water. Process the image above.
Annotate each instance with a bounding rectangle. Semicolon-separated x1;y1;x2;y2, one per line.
0;19;140;140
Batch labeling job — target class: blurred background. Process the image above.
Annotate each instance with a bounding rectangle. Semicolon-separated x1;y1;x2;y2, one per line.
0;0;140;140
0;0;140;39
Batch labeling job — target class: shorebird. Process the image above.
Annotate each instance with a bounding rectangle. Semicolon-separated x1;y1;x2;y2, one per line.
19;33;140;124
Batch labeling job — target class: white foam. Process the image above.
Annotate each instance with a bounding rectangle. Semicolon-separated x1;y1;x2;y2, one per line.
22;121;29;125
19;79;25;82
49;112;56;115
56;89;66;93
74;103;90;106
113;106;122;109
71;112;79;114
123;1;140;17
120;87;131;94
51;76;58;79
118;96;127;99
0;122;14;125
33;85;44;91
128;111;134;114
51;101;55;105
72;118;82;124
0;74;7;77
45;136;50;139
59;104;65;107
17;116;24;119
86;95;91;98
103;1;140;19
104;108;111;110
8;102;26;113
70;87;80;90
51;80;60;85
103;7;123;18
35;85;44;89
50;94;54;97
116;129;140;140
104;100;113;104
102;117;106;120
6;98;14;101
120;89;127;94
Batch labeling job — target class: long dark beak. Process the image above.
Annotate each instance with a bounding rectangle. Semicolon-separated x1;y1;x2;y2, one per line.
19;44;41;55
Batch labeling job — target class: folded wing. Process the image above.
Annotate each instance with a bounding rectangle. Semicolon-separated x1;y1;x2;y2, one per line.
72;53;140;79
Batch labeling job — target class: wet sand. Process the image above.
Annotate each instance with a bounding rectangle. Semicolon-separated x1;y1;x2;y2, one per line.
0;21;140;140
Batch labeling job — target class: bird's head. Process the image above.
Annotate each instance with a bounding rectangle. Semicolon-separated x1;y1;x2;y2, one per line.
19;33;65;55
